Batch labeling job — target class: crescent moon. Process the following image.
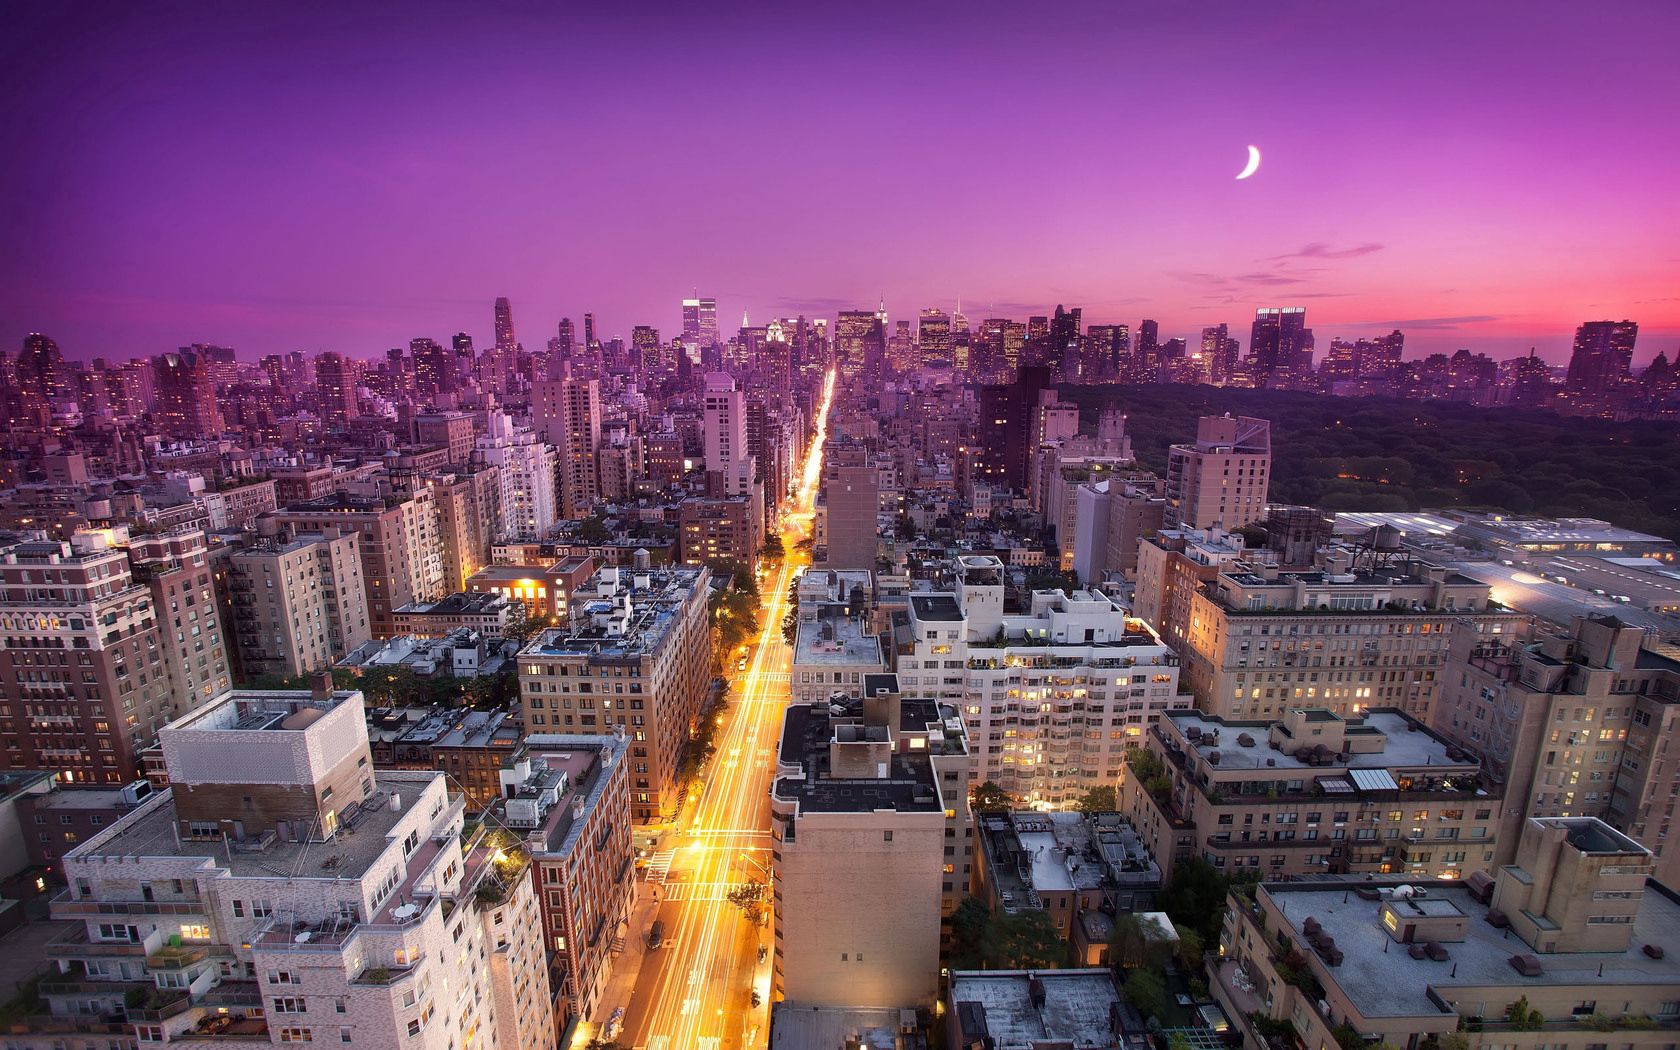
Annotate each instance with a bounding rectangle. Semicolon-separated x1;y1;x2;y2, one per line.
1236;145;1261;180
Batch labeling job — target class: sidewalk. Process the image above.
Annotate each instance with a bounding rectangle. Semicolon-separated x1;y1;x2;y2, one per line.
586;879;664;1041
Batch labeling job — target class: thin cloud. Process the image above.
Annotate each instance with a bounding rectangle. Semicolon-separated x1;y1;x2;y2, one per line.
1272;242;1385;260
1351;315;1502;330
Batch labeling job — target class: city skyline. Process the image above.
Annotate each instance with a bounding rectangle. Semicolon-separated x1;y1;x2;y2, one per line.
4;2;1678;361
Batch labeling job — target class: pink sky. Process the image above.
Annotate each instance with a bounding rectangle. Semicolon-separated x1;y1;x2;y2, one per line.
1;2;1676;363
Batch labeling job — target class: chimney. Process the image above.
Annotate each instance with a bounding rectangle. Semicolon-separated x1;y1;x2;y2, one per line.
309;670;335;702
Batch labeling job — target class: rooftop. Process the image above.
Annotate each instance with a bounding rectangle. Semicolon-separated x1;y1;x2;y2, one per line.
910;594;963;622
68;772;436;882
521;566;705;661
978;811;1161;908
506;734;626;857
948;969;1128;1050
794;613;884;667
772;695;965;815
1163;708;1479;776
1259;877;1680;1019
394;591;511;617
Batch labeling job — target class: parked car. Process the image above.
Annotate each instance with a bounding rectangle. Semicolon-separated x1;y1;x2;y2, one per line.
648;920;664;949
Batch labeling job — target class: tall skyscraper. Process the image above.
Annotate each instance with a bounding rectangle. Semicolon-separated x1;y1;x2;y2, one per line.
975;366;1053;493
411;336;452;400
493;295;517;350
534;372;601;518
1135;318;1160;378
1565;319;1638;399
1201;323;1240;384
583;312;598;349
1249;307;1311;383
314;351;357;427
152;349;224;437
682;295;720;350
918;308;952;366
835;309;886;386
15;332;70;404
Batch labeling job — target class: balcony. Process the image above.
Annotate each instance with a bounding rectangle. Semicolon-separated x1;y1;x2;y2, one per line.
46;926;149;957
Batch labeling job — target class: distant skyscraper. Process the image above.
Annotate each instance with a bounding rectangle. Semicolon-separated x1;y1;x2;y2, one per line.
314;351;357;427
493;296;517;351
976;366;1053;493
1249;307;1311;383
411;337;452;399
1136;319;1160;376
917;308;951;366
584;312;598;349
1085;325;1129;380
682;295;720;350
835;310;886;386
1201;323;1240;384
14;333;69;404
1565;320;1638;399
152;349;223;437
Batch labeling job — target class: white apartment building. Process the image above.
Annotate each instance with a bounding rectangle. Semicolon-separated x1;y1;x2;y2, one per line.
26;684;552;1050
477;412;558;542
894;556;1185;807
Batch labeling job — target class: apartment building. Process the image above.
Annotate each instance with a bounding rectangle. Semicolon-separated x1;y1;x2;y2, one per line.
494;734;632;1035
365;705;522;814
770;677;970;1010
390;591;514;640
1163;414;1272;530
1216;817;1680;1050
1122;706;1503;881
895;556;1184;807
1433;613;1680;885
971;810;1162;964
0;527;229;784
475;412;557;542
270;490;446;639
517;565;711;822
676;494;762;568
1131;526;1252;653
22;684;552;1050
224;530;370;678
792;607;885;705
1177;545;1523;722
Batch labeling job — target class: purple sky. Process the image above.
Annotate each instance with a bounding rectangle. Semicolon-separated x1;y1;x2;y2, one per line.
3;1;1678;364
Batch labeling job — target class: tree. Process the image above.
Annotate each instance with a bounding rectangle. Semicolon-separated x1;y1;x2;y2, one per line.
1161;857;1230;944
1078;784;1118;813
501;605;537;647
573;515;612;545
981;909;1064;969
1175;927;1205;974
1122;965;1168;1018
760;534;786;562
969;781;1014;812
727;880;769;927
1506;996;1545;1031
948;896;991;970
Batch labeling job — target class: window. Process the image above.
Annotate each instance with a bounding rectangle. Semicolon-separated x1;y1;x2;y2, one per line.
279;1028;313;1043
268;971;301;986
274;997;307;1013
339;1028;353;1043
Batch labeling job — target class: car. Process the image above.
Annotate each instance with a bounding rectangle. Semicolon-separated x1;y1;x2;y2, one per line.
648;920;664;949
737;658;748;671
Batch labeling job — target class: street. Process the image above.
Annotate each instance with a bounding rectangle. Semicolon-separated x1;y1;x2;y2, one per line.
580;368;834;1050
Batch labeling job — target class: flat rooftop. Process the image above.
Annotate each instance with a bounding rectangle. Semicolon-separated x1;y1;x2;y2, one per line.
515;734;628;856
70;772;435;882
1261;878;1680;1019
910;594;963;622
949;969;1123;1050
794;614;883;666
979;811;1161;907
1164;709;1477;775
395;591;509;616
772;698;963;815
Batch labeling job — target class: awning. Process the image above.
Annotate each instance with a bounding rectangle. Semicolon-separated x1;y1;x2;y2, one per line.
1317;777;1355;794
1350;768;1400;792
